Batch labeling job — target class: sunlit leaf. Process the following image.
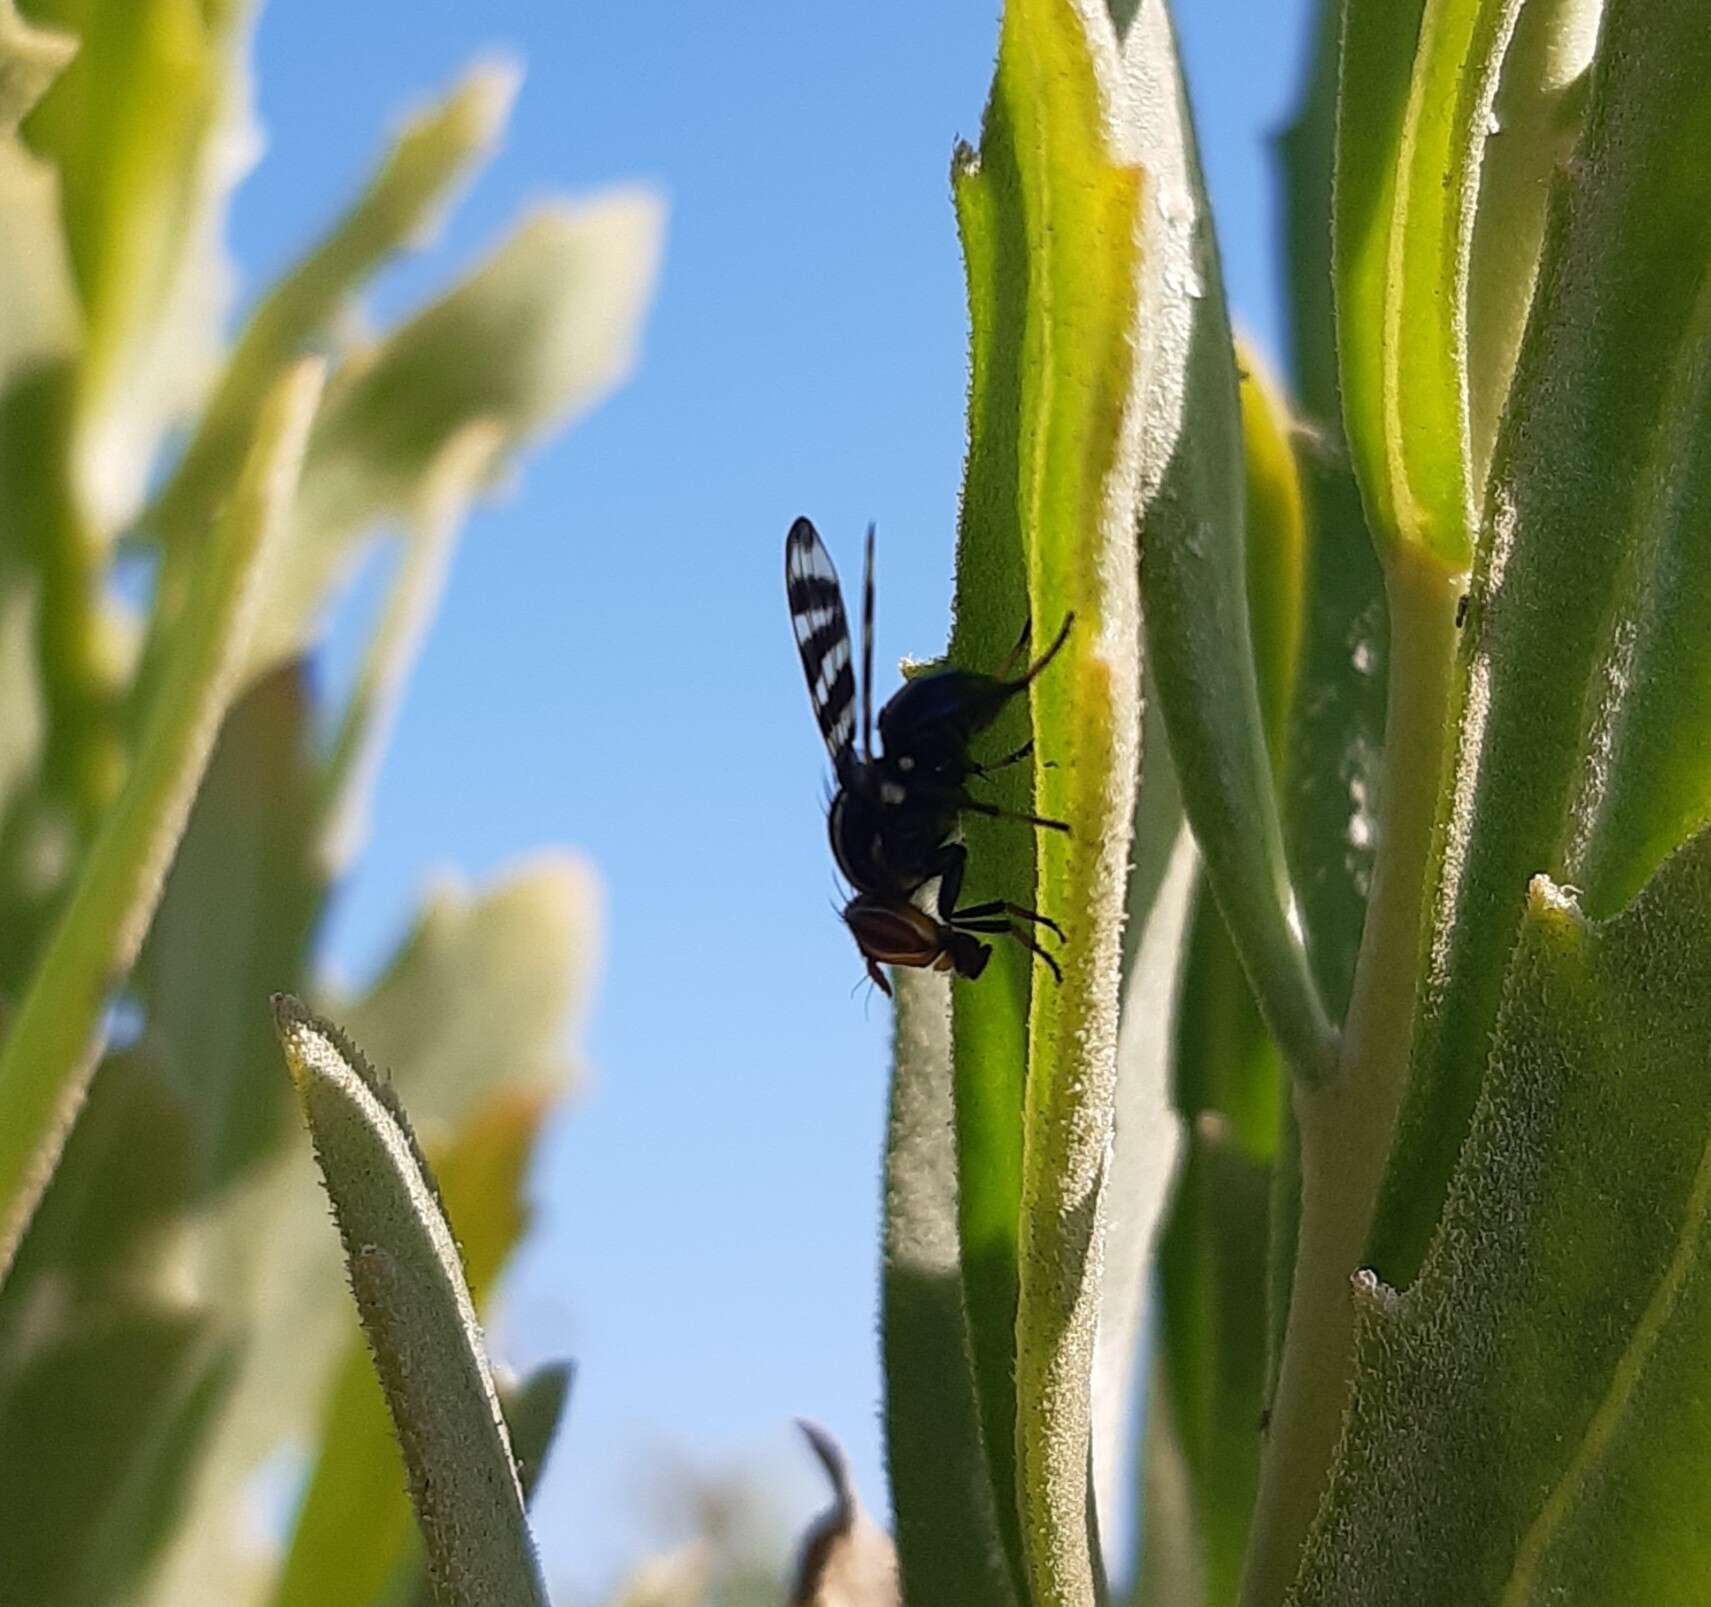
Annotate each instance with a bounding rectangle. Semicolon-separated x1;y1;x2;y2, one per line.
272;996;548;1607
0;360;320;1276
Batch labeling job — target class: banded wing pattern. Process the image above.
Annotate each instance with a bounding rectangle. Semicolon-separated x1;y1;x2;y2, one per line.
786;516;858;770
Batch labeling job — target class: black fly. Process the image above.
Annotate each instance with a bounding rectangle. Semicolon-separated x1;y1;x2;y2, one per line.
785;515;1071;996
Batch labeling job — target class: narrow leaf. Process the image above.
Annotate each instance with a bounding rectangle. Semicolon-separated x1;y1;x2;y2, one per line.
1336;0;1524;568
150;61;519;544
1121;0;1337;1088
271;1089;553;1607
270;996;548;1607
946;4;1146;1602
1275;0;1388;1021
247;194;665;677
0;359;321;1277
881;970;1016;1606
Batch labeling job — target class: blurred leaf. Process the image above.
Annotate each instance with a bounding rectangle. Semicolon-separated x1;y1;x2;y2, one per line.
1297;841;1711;1604
1120;0;1336;1089
611;1544;715;1607
788;1422;899;1607
248;193;665;677
22;0;255;533
0;0;74;132
943;1;1145;1598
881;969;1015;1606
0;3;77;385
0;1049;193;1315
151;61;519;545
272;996;548;1607
150;854;600;1606
272;1087;554;1607
334;852;599;1127
0;360;320;1277
134;664;321;1193
0;1306;236;1607
321;422;503;875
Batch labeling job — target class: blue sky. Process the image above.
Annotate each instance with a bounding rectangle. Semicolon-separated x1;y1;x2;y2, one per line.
238;1;1312;1595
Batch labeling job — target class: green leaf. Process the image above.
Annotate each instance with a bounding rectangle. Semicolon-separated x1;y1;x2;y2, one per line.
0;359;320;1278
0;1307;236;1607
133;665;321;1193
1295;838;1711;1604
1128;342;1301;1605
320;422;502;874
147;856;598;1606
1093;805;1195;1565
1236;349;1305;779
0;0;75;133
881;970;1016;1607
943;2;1146;1599
1148;1114;1272;1606
271;996;548;1607
1122;0;1336;1090
0;1049;192;1303
1462;0;1599;497
1373;0;1711;1290
333;852;598;1125
1275;0;1388;1022
1335;0;1525;569
150;61;519;546
0;4;77;384
247;194;665;678
22;0;254;534
272;1089;555;1607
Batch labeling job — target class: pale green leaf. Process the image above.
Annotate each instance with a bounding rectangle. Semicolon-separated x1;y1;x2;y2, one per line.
133;665;320;1193
0;0;75;133
150;61;519;547
271;996;548;1607
272;1089;555;1607
1463;0;1599;496
1335;0;1521;568
23;0;256;534
332;852;599;1127
0;359;320;1277
248;193;665;677
942;3;1146;1600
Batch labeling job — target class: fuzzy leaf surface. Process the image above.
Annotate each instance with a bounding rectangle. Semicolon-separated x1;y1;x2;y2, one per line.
271;997;547;1607
1296;841;1711;1604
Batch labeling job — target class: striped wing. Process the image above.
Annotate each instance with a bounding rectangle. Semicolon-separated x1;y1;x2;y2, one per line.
785;516;857;769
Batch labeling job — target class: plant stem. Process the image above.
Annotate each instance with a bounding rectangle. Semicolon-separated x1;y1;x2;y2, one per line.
1239;547;1462;1607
